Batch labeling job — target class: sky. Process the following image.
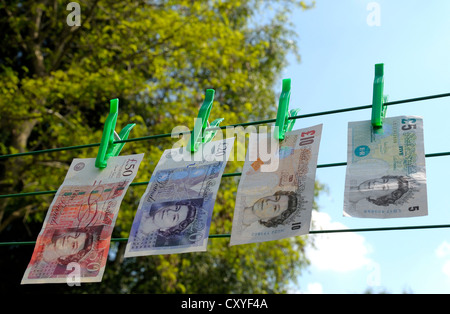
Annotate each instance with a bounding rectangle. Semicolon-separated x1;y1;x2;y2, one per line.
281;1;450;294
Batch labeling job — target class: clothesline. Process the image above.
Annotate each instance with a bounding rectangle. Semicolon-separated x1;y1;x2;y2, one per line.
1;91;450;247
1;92;449;160
0;151;448;200
2;223;450;247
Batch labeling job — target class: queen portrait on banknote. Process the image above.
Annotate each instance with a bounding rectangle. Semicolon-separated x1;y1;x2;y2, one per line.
343;172;425;218
346;175;417;207
239;191;299;231
134;199;200;239
40;227;100;266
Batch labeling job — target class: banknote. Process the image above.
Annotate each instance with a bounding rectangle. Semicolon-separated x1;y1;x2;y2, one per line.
229;124;323;246
124;138;234;257
21;154;144;284
343;116;427;218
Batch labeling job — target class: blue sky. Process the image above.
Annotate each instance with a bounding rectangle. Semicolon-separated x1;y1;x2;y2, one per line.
282;1;450;294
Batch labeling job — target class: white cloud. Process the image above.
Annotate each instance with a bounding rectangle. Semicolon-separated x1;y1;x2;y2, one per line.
304;282;323;294
289;282;324;294
302;282;323;294
306;211;373;272
435;241;450;278
435;241;450;258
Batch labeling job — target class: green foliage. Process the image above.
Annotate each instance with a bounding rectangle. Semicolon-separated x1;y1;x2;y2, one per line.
0;0;320;293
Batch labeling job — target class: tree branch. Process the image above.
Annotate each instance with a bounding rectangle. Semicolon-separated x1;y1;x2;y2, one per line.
0;0;28;51
50;0;100;71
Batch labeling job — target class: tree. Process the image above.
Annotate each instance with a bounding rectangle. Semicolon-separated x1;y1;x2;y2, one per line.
0;0;319;293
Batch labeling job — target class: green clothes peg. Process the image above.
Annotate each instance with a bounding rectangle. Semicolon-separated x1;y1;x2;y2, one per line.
188;89;224;152
95;98;136;169
371;63;388;132
275;78;299;140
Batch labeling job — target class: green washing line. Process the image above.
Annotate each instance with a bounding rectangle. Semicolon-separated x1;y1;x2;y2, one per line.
1;92;450;247
2;224;450;247
0;151;448;199
1;92;449;160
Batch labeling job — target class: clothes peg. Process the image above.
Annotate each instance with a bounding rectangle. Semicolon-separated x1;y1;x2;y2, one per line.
188;89;224;152
95;98;136;169
274;78;299;140
371;63;388;132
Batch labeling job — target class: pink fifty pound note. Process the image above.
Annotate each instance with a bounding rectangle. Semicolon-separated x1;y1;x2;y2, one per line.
21;154;143;284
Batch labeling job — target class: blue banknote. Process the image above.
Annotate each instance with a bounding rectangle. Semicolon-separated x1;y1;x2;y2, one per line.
125;138;234;256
